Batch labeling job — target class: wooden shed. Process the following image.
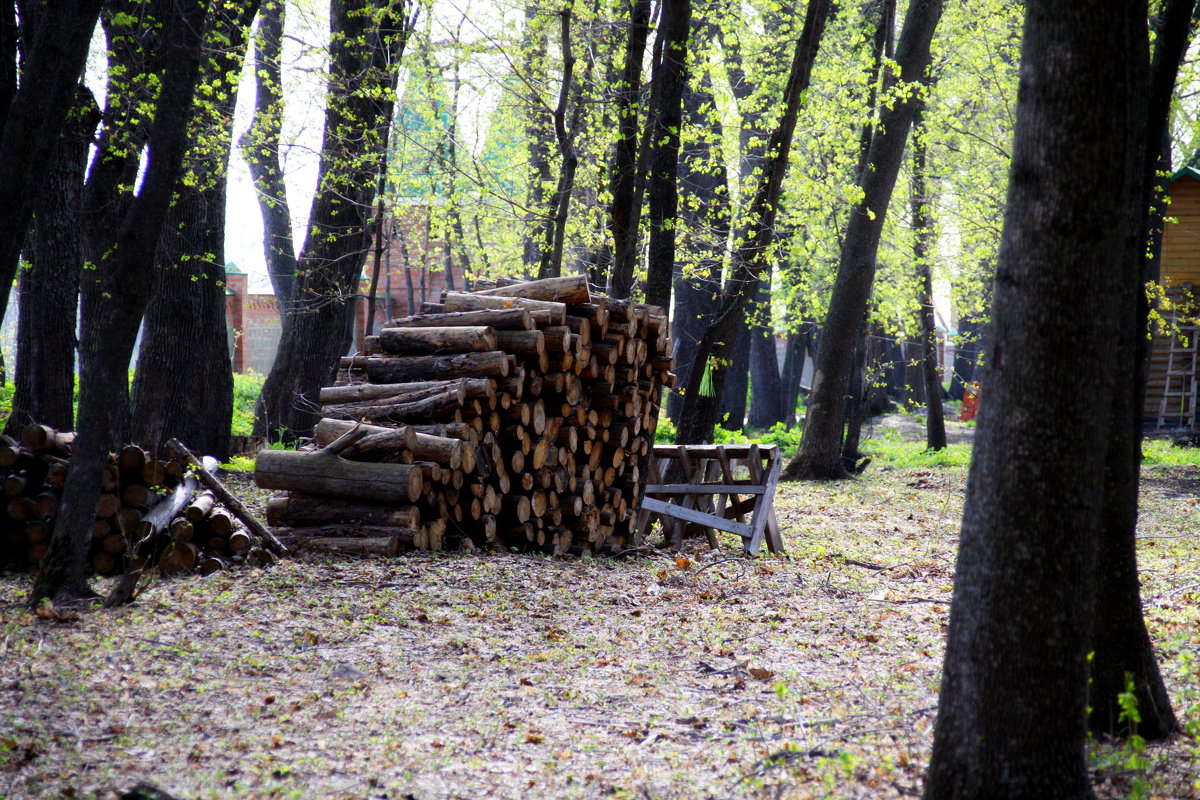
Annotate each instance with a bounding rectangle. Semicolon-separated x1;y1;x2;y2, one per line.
1145;166;1200;430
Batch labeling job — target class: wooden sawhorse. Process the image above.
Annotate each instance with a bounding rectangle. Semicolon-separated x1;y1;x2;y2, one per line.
634;444;783;555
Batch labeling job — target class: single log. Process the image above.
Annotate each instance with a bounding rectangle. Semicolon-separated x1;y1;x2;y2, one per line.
443;292;567;325
378;325;497;356
322;387;465;424
314;418;419;460
169;518;194;542
273;529;415;557
166;440;289;556
209;509;235;537
410;432;466;470
255;449;424;504
383;308;534;330
473;275;591;304
495;329;545;358
118;445;148;473
21;424;75;453
365;351;510;383
265;495;421;529
159;542;198;575
326;378;496;407
228;529;255;556
184;490;216;523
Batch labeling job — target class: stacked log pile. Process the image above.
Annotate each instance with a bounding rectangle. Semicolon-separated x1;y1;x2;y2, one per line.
0;426;273;575
256;275;675;557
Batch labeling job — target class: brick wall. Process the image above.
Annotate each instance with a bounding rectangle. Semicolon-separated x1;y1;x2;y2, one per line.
226;204;459;374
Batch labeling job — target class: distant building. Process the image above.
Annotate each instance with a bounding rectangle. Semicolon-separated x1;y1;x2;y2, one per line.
225;203;464;374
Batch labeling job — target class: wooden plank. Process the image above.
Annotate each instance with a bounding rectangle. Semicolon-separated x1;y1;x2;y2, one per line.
639;497;752;537
746;447;782;556
645;483;767;495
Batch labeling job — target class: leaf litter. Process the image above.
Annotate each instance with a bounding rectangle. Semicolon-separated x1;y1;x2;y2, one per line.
0;462;1196;799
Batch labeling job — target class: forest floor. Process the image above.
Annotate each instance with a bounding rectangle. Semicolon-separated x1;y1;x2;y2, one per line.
1;416;1198;800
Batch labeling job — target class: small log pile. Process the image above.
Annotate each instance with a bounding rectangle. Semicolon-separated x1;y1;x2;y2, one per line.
0;425;273;575
256;275;675;557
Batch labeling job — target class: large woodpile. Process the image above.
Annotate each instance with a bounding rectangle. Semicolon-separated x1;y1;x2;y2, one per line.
0;426;274;575
256;275;675;557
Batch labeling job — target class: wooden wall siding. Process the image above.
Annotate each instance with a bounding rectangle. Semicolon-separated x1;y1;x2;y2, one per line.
1145;173;1200;427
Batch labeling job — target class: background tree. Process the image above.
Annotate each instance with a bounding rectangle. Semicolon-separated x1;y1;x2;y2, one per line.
254;0;416;441
131;0;262;460
785;0;943;480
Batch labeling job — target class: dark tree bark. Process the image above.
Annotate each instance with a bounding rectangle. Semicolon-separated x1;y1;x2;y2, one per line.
255;0;415;441
912;105;946;450
641;0;691;308
922;2;1147;795
748;273;785;429
5;87;99;435
785;0;943;480
1088;0;1195;740
78;0;174;449
240;0;297;312
676;0;830;446
667;74;728;425
0;0;103;330
131;0;262;461
0;1;14;132
606;0;653;297
520;4;553;273
780;323;813;427
32;0;212;606
537;7;591;280
718;324;750;431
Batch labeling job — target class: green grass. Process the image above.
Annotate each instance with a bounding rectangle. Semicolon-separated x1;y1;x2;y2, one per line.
1141;437;1200;468
232;371;265;437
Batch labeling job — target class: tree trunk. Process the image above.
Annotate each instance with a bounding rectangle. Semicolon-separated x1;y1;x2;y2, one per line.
780;324;812;428
255;0;414;441
912;105;947;450
0;0;104;331
748;274;784;429
675;0;830;447
719;324;751;431
241;0;297;312
785;0;943;481
1088;0;1194;741
606;0;653;298
32;0;211;606
667;76;728;425
641;0;691;309
6;86;99;435
520;3;553;273
132;1;259;461
923;2;1146;795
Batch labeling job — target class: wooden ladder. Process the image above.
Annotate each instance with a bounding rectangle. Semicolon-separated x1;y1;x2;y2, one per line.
1157;310;1200;431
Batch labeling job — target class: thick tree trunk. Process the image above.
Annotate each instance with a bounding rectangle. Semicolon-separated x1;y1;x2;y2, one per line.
255;0;413;441
719;325;751;431
132;2;258;461
641;0;691;309
748;274;784;429
32;0;210;606
785;0;943;480
6;87;99;435
0;0;104;330
923;2;1146;796
1088;0;1194;741
240;0;297;312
